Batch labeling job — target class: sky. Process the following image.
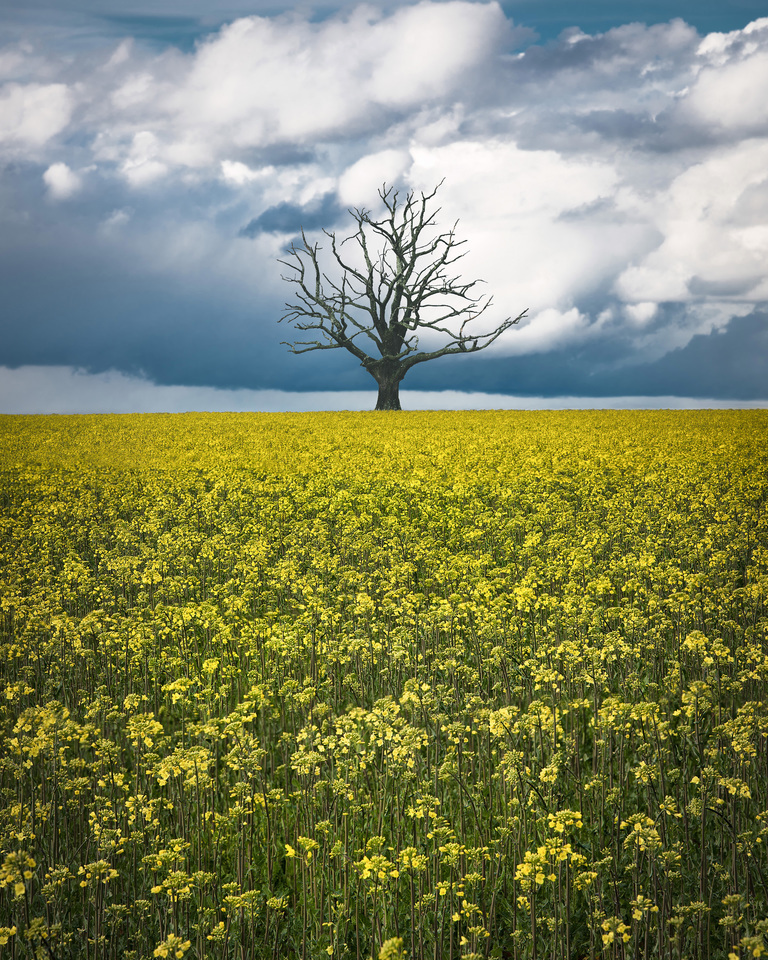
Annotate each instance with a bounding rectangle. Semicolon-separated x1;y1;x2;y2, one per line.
1;0;767;412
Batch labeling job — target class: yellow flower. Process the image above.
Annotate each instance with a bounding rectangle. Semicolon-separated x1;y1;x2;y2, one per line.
378;937;405;960
154;935;190;959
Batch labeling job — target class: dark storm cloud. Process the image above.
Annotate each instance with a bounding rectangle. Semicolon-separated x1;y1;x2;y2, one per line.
240;193;345;238
0;211;370;393
405;310;768;401
620;310;768;399
0;163;369;392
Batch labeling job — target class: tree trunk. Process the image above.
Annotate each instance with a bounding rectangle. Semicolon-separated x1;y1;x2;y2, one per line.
375;376;402;411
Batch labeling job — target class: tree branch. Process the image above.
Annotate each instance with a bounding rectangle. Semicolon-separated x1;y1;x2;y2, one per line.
276;180;527;389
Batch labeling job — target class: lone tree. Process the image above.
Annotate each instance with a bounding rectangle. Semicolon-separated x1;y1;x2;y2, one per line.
278;181;527;410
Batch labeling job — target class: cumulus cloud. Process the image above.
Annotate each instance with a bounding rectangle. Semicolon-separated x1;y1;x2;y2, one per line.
119;130;168;185
613;139;768;306
405;140;633;323
686;51;768;134
0;81;73;150
338;149;413;206
83;1;513;176
624;302;658;326
220;159;274;185
100;207;133;231
43;161;81;198
499;308;592;355
1;2;767;400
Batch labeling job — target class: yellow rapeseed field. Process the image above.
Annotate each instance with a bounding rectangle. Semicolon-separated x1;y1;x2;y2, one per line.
0;411;766;960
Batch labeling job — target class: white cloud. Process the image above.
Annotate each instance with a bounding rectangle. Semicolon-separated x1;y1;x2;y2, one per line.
497;308;592;355
104;38;133;70
120;130;168;185
685;49;768;132
0;46;30;80
624;302;658;326
404;139;653;326
411;139;617;220
338;149;412;205
100;207;133;232
111;71;155;111
362;1;510;106
0;81;73;149
89;1;509;174
43;161;81;199
614;139;768;305
220;159;274;185
696;17;768;64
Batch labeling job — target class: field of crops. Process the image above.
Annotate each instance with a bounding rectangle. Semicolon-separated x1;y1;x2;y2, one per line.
1;410;767;960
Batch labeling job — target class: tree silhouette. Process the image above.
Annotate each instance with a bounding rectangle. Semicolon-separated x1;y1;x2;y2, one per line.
279;181;526;410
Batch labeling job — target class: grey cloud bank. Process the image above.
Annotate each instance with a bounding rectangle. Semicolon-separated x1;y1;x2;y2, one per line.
2;365;765;415
0;1;767;411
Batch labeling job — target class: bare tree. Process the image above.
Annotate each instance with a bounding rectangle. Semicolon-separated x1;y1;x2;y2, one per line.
278;181;527;410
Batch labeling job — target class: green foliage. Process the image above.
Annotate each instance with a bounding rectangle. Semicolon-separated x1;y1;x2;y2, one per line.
0;410;767;960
